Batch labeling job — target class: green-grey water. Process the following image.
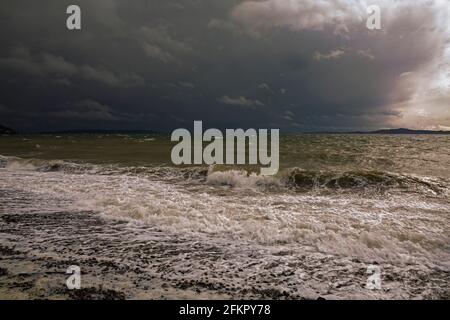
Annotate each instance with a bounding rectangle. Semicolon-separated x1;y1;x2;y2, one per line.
1;134;449;299
0;134;449;177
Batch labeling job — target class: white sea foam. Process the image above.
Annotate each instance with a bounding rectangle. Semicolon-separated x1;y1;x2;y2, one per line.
206;169;282;189
1;160;449;271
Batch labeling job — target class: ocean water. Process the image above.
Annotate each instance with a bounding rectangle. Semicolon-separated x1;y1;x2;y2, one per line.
0;134;449;299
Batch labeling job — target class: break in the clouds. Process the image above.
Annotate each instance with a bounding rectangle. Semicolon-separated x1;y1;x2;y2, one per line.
0;0;449;132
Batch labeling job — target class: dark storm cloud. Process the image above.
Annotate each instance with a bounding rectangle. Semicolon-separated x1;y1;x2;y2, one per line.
0;0;448;132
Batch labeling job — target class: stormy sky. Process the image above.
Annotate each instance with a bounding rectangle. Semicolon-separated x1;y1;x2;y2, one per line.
0;0;449;133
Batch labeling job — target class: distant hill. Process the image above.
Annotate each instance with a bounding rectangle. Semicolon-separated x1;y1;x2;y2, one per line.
308;128;450;135
354;128;450;135
0;125;17;134
38;129;160;135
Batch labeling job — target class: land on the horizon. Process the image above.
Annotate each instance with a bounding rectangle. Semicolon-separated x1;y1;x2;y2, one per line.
0;125;16;135
37;129;160;135
346;128;450;135
0;126;159;135
1;123;450;135
3;125;450;135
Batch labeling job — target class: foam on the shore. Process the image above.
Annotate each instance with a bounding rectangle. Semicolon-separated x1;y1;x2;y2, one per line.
1;157;449;271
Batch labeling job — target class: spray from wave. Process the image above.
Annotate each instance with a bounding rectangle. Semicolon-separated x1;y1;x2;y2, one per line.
1;155;448;197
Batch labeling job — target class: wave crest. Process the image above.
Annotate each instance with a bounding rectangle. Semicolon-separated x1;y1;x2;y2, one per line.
206;169;282;190
1;155;448;195
286;168;448;195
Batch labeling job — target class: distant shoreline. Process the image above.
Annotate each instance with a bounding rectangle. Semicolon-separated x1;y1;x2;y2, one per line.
37;130;161;135
1;125;450;135
343;128;450;135
294;128;450;135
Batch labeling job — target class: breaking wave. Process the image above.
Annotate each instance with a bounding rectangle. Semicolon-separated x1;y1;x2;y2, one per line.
204;167;448;196
285;168;449;195
0;155;208;181
1;154;449;270
1;155;448;196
